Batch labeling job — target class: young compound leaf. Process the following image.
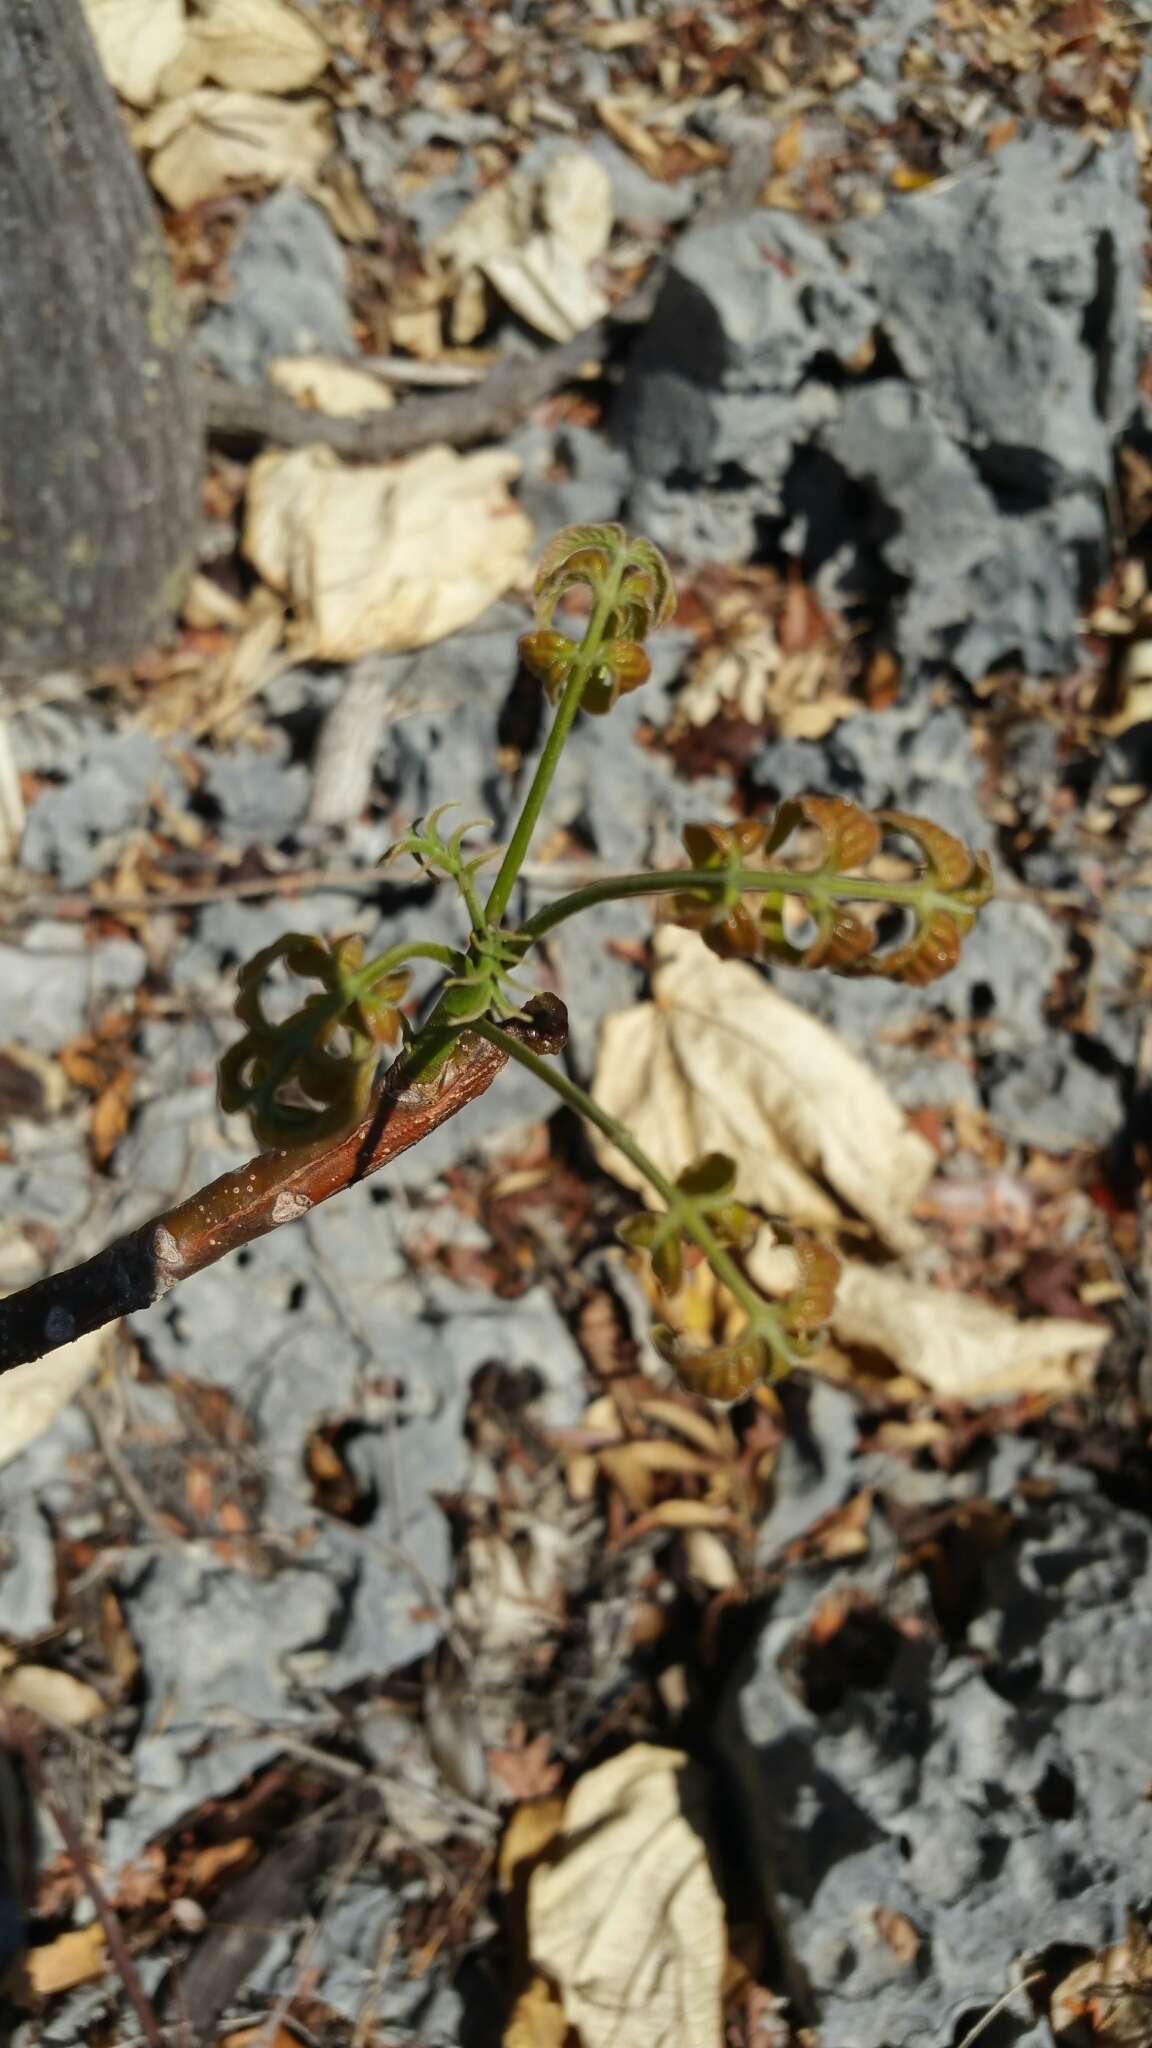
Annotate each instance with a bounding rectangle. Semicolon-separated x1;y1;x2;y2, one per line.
652;1324;775;1404
220;931;410;1148
523;523;675;717
664;799;992;987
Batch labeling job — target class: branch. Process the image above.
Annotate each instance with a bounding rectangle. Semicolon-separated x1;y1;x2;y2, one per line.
0;996;567;1376
201;278;660;460
204;318;611;460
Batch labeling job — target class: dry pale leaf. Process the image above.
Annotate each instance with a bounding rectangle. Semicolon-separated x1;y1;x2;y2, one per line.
136;89;331;209
682;1529;738;1589
26;1923;108;1996
831;1260;1108;1403
243;443;533;661
82;0;187;107
0;718;26;865
596;97;668;175
182;573;247;630
1;1665;105;1726
454;1524;567;1654
431;175;535;273
520;1744;725;2048
267;354;396;416
592;928;934;1254
0;1330;105;1470
178;0;328;93
540;151;614;262
483;233;609;343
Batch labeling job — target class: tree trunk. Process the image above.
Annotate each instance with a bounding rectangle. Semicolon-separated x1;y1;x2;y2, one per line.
0;0;202;673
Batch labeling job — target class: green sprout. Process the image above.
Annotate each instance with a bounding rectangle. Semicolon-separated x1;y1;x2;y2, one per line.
220;523;993;1402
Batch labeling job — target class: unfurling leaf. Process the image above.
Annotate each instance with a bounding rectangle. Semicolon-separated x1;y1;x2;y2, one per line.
665;797;992;984
220;931;410;1147
519;523;674;715
652;1230;839;1403
616;1151;757;1301
652;1324;774;1404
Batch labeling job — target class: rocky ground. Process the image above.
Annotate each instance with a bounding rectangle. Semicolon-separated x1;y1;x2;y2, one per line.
2;2;1152;2044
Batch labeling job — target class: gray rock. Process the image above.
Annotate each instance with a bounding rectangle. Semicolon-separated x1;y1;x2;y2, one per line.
723;1481;1152;2048
844;126;1145;479
824;381;1095;679
103;1550;340;1870
618;123;1146;683
857;0;955;84
200;745;310;843
20;732;178;885
512;420;631;537
617;212;871;486
586;132;698;226
985;1043;1124;1151
196;187;356;383
0;926;146;1049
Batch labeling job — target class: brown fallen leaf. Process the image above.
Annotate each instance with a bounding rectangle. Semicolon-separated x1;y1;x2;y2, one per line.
26;1923;108;1996
90;1067;134;1168
219;2028;301;2048
1049;1916;1152;2044
599;1437;720;1514
873;1906;921;1966
540;152;614;263
488;1723;564;1803
243;443;533;660
592;928;934;1254
503;1974;570;2048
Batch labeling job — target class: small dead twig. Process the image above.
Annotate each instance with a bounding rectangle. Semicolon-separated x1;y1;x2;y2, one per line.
0;856;613;927
0;862;407;926
252;1823;375;2048
953;1974;1044;2048
0;998;567;1375
204;312;616;461
9;1718;164;2048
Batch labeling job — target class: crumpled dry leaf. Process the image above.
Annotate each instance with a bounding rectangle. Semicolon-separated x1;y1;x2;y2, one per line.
455;1523;568;1656
830;1260;1108;1403
592;927;934;1254
431;175;536;274
267;354;396;416
243;443;533;660
173;0;328;94
483;233;608;343
82;0;186;108
432;152;613;343
679;611;857;741
0;1330;105;1470
1049;1918;1152;2045
136;89;331;209
513;1744;725;2048
540;151;614;263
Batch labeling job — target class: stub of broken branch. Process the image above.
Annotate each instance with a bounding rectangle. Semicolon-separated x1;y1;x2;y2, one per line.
0;996;568;1376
